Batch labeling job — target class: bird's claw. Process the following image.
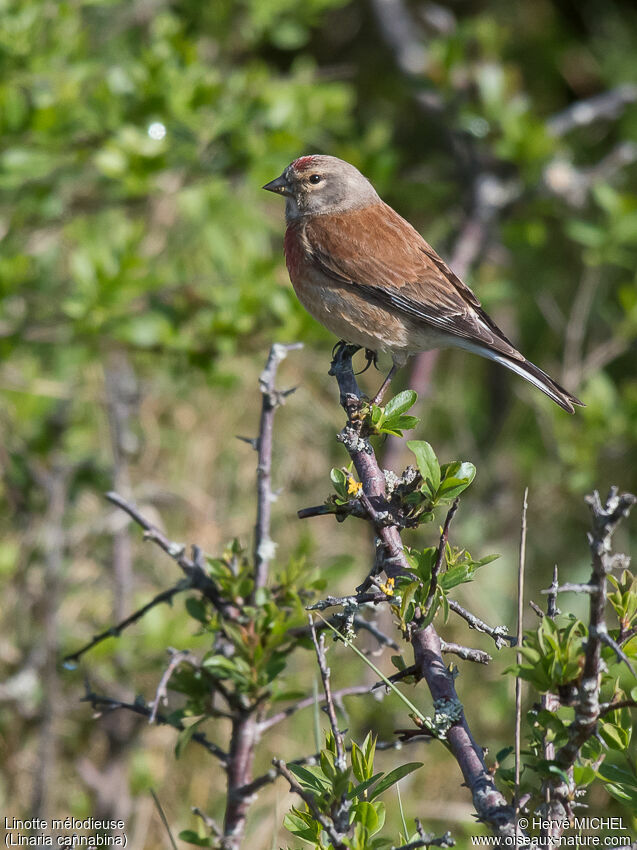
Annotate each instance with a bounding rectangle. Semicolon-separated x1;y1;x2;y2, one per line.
355;348;379;376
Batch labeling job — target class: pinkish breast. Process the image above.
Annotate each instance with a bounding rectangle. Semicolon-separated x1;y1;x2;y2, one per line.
284;223;306;280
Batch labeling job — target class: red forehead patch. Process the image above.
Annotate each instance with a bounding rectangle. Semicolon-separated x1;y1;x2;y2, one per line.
291;155;316;172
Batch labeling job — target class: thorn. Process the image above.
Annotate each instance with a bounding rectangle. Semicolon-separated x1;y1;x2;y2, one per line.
236;435;259;449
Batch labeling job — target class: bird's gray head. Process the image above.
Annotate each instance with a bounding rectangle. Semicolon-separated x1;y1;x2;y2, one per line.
263;155;380;219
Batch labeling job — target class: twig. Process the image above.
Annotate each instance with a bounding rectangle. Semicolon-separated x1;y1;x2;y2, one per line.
149;649;201;724
514;488;528;816
599;699;637;718
425;499;459;616
541;564;562;834
63;581;189;665
542;582;595;594
599;630;637;677
547;566;560;619
259;684;372;733
308;616;346;771
392;832;454;850
223;346;302;850
446;599;515;648
306;592;389;610
440;641;491;665
529;600;544;618
253;342;302;594
353;614;400;649
191;808;222;837
82;687;228;763
105;491;237;618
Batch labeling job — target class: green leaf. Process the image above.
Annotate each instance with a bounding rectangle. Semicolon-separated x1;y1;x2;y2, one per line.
347;773;383;800
178;830;215;847
368;763;423;800
352;801;380;834
185;597;209;624
440;563;472;590
351;741;366;782
437;461;476;499
406;440;440;492
283;809;321;842
330;467;348;499
287;763;331;794
175;717;205;759
384;390;417;417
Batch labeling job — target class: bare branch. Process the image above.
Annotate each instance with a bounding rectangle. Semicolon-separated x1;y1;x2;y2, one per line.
440;641;491;665
392;831;455;850
308;616;346;771
599;699;637;718
547;84;637;137
307;591;390;610
82;687;228;764
555;488;636;774
63;581;188;665
105;491;238;619
253;342;303;594
149;649;201;724
446;599;515;648
542;582;595;595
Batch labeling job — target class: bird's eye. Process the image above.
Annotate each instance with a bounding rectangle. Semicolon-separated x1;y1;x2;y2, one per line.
309;174;322;184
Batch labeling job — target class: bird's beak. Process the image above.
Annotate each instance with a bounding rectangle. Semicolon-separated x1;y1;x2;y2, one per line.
263;173;293;197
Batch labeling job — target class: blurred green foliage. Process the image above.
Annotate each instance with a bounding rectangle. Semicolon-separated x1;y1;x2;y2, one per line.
1;0;637;845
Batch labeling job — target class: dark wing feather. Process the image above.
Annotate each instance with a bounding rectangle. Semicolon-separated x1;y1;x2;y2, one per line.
304;202;524;361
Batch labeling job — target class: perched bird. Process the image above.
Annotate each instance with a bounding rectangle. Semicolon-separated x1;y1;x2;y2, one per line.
263;155;583;413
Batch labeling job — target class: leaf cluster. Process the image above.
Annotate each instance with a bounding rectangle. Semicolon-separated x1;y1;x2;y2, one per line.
283;731;423;850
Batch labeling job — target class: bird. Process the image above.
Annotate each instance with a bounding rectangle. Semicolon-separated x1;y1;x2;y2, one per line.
263;155;583;413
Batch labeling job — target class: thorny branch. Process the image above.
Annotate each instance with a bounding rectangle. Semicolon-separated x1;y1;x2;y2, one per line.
82;686;228;763
253;342;303;594
104;491;238;618
63;581;188;665
309;615;351;836
551;488;636;815
327;344;520;840
446;599;515;649
223;343;302;850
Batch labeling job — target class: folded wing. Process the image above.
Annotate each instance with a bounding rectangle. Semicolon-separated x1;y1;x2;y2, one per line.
303;202;524;362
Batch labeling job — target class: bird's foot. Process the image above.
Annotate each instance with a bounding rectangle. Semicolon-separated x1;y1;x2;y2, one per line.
355;348;379;376
331;339;361;361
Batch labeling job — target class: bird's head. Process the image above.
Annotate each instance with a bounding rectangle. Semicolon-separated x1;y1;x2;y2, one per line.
263;155;379;219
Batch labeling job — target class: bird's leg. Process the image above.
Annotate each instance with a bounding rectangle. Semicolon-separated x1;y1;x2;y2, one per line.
371;364;399;406
355;348;378;376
